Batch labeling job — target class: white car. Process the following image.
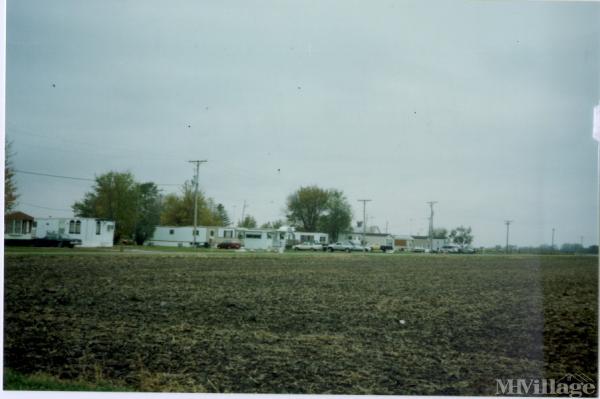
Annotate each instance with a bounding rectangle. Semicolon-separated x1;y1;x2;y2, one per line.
439;244;460;253
327;241;371;252
293;242;323;251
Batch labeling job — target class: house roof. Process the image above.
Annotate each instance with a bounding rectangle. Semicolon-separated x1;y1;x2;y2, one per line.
393;235;413;240
4;211;34;221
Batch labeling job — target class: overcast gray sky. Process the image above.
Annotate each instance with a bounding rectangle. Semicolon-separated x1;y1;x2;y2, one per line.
5;0;600;247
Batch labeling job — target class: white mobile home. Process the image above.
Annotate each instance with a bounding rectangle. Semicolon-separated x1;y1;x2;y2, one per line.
238;227;295;250
146;225;295;250
293;232;329;244
34;217;115;247
146;226;209;247
4;211;35;241
411;235;448;251
393;235;414;251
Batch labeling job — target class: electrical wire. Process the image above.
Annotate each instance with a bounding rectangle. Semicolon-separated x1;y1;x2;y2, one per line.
19;202;73;212
15;169;93;181
14;169;180;187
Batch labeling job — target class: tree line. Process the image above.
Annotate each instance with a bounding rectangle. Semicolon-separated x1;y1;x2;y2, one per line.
67;172;355;243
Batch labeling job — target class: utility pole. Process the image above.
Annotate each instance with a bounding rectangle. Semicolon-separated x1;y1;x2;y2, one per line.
505;220;513;254
385;221;389;234
551;227;555;250
427;201;437;252
240;200;247;226
232;205;237;227
581;236;584;248
357;199;372;245
188;160;207;247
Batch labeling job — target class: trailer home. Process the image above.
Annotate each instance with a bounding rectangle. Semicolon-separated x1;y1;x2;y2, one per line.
293;232;329;245
146;226;209;247
4;211;35;240
34;217;115;247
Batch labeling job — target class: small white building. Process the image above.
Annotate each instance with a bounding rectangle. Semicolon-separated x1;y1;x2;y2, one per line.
35;217;115;247
393;235;414;251
237;227;294;250
4;211;35;240
411;235;448;251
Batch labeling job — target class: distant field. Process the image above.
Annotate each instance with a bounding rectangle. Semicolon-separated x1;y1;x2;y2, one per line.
3;252;597;394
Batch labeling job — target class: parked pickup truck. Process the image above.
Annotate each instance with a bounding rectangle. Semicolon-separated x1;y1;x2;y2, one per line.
326;241;371;253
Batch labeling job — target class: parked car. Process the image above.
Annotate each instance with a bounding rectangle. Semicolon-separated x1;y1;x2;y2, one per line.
327;241;371;252
293;242;323;251
439;244;460;253
459;247;476;254
411;247;427;253
217;241;241;249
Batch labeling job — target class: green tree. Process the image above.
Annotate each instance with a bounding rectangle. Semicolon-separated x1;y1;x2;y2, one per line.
215;203;230;226
133;182;162;245
4;141;18;212
72;171;139;242
449;226;473;248
239;215;257;228
286;186;330;232
433;228;448;239
560;243;584;253
261;219;285;229
160;181;221;226
318;190;352;241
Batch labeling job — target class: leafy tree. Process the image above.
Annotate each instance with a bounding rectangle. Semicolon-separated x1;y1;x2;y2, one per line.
286;186;331;232
215;203;230;226
449;226;473;248
160;181;221;226
133;182;161;245
560;243;584;253
4;141;18;212
433;228;448;239
261;219;285;229
239;215;257;228
72;171;139;242
318;190;352;241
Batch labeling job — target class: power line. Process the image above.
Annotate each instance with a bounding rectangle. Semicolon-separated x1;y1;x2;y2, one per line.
14;169;180;186
15;169;94;182
19;202;73;212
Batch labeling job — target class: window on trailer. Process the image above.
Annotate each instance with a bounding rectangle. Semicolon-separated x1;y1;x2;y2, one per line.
96;221;101;235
